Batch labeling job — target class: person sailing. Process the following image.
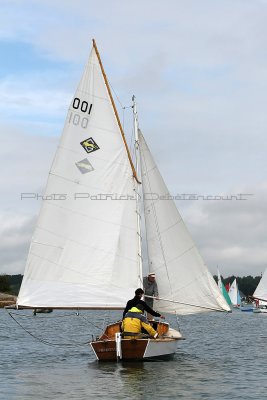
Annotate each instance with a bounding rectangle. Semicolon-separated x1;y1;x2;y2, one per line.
143;273;159;319
123;288;165;319
122;303;158;339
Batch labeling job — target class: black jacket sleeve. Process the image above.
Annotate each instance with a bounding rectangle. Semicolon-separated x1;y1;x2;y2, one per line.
123;297;161;318
141;300;161;317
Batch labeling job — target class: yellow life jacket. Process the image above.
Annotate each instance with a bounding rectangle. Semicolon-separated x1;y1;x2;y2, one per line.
122;307;157;338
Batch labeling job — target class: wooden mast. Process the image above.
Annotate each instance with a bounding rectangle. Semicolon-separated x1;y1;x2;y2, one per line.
92;39;141;184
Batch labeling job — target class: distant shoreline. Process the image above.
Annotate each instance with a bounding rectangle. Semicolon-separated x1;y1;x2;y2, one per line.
0;293;17;308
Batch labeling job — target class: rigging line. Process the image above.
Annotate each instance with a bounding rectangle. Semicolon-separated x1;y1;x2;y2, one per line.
108;78;126;132
7;312;91;347
107;78;124;109
140;135;173;296
122;105;133;132
8;310;112;339
108;77;133;111
8;311;77;319
145;295;230;313
77;314;111;339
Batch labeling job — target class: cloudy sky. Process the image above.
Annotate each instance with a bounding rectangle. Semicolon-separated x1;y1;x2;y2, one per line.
1;0;267;277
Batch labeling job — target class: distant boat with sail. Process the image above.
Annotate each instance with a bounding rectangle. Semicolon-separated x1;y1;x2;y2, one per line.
14;40;230;360
217;269;232;307
253;268;267;313
228;278;241;308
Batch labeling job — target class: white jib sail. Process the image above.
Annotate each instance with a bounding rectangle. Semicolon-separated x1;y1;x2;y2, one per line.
228;279;238;306
17;47;140;309
139;131;230;315
253;268;267;302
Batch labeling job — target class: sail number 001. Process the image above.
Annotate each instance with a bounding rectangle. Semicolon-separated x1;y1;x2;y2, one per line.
69;97;93;129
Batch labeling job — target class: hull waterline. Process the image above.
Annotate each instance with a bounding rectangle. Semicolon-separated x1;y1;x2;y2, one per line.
90;338;180;361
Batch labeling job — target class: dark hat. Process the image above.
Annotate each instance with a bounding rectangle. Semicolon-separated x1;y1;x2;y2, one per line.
135;288;144;296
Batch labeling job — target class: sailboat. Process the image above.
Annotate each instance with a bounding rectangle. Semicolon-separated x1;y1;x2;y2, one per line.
217;270;232;307
15;40;230;360
228;278;241;308
253;268;267;313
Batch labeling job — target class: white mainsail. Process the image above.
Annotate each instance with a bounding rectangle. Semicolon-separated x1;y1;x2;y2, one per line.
17;47;141;309
139;131;230;315
228;279;241;306
253;268;267;302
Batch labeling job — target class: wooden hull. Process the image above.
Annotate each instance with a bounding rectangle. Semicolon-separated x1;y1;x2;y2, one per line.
90;321;182;361
90;338;179;361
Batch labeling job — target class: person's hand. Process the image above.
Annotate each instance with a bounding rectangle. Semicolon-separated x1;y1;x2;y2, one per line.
155;296;159;300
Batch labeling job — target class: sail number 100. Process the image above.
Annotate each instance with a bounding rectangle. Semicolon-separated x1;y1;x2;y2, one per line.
69;97;93;129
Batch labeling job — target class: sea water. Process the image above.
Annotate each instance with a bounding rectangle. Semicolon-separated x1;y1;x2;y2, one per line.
0;308;266;400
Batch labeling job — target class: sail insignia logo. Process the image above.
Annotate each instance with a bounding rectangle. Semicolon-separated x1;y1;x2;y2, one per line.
80;137;100;154
75;159;94;174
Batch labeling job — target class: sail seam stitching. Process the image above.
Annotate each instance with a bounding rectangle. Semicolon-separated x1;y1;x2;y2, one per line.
40;201;136;231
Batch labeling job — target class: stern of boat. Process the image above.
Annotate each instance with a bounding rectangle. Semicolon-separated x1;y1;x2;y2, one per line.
90;320;183;361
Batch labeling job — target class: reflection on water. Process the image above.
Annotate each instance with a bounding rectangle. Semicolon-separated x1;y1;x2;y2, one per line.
0;309;267;399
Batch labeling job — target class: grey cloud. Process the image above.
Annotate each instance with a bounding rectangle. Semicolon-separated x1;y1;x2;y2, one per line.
0;214;36;274
178;183;267;277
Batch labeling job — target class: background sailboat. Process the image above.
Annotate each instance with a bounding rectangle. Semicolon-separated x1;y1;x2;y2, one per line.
15;40;230;360
228;279;241;308
253;268;267;313
217;270;232;307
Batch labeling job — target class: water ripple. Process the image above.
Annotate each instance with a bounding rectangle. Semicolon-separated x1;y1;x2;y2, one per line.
1;309;267;399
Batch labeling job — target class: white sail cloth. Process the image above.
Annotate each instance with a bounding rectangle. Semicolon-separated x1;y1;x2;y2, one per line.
253;268;267;302
228;278;240;306
17;43;231;314
139;131;230;315
17;48;140;309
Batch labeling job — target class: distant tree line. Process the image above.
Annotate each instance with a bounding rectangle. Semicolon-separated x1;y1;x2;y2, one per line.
0;274;262;298
213;275;261;297
0;274;23;295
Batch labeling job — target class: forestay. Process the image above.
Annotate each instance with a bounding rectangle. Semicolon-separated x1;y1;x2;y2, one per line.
139;131;230;315
17;47;140;309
